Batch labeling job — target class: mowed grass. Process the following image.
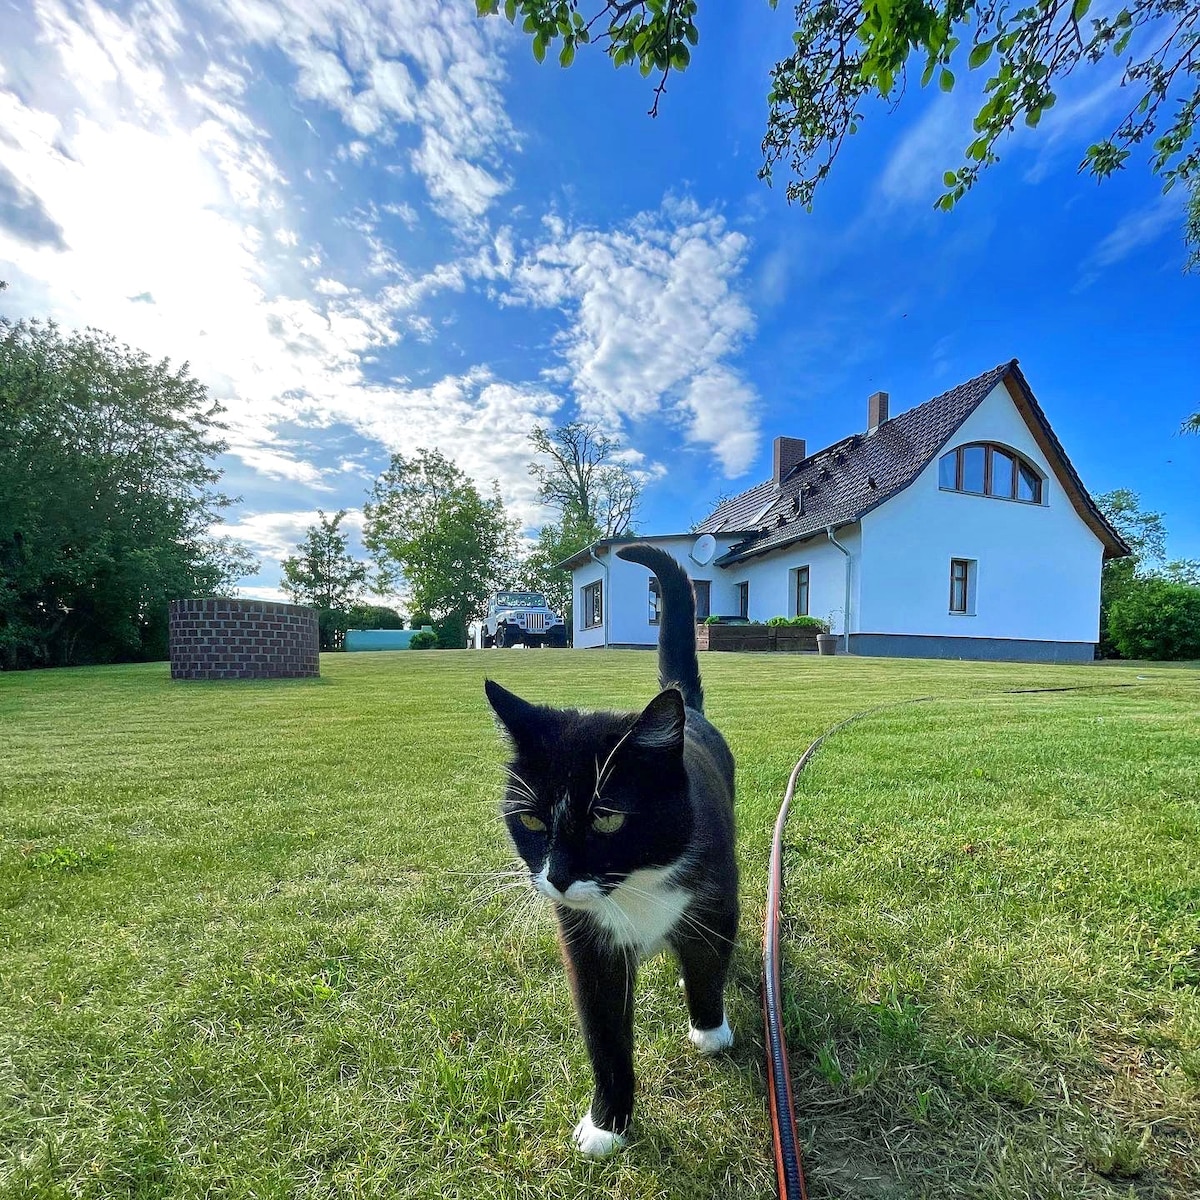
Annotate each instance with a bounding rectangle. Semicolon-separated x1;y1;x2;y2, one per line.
0;652;1195;1199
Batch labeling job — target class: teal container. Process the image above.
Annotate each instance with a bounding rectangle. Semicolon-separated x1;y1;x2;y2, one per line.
343;628;433;652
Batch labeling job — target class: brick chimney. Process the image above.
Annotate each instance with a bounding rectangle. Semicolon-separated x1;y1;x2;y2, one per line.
868;390;889;433
773;436;806;483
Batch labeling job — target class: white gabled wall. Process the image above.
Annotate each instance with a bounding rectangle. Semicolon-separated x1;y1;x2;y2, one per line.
859;381;1106;643
571;556;608;648
570;535;741;648
728;528;861;632
570;529;863;646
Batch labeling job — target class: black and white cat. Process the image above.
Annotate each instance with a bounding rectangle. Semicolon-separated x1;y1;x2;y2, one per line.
484;544;738;1157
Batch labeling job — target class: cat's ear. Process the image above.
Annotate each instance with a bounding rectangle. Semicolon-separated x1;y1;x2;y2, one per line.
629;687;686;755
484;679;546;747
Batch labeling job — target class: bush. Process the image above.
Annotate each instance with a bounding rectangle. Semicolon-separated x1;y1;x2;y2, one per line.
432;612;467;649
347;604;405;630
318;608;347;652
766;615;829;631
408;631;438;650
1107;578;1200;661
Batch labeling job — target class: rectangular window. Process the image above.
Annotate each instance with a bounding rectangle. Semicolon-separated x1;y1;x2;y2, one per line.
794;566;810;617
737;581;749;618
648;578;661;624
1017;462;1042;503
938;453;958;489
989;448;1016;499
960;446;986;493
581;580;603;630
950;559;970;614
692;579;711;621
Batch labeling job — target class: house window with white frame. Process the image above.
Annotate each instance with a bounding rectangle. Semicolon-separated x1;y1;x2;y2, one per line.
692;579;711;621
582;580;603;629
793;565;810;617
737;581;749;619
949;559;975;615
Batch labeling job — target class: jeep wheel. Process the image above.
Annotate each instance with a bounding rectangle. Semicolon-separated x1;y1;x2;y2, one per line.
548;628;567;649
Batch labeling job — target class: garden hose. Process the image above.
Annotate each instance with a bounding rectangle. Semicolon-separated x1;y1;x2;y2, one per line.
761;681;1143;1200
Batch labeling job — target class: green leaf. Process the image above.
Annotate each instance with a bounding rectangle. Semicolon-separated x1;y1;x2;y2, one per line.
532;35;545;64
1072;0;1090;18
939;68;954;92
559;41;575;68
943;170;958;186
969;41;993;69
504;0;516;18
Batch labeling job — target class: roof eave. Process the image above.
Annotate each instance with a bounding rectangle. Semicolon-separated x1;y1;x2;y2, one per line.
999;365;1132;559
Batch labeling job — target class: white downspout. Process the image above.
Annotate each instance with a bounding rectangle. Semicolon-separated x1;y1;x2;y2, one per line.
588;545;610;648
825;525;852;654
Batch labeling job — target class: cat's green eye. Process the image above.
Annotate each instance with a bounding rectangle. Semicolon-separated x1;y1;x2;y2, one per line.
518;813;546;832
592;811;626;834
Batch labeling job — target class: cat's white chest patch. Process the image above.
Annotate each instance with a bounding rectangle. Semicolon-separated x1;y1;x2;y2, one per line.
595;865;693;957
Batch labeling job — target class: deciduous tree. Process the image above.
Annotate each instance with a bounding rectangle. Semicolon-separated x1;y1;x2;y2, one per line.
0;318;256;668
528;421;642;538
518;506;604;621
280;509;371;651
362;449;518;647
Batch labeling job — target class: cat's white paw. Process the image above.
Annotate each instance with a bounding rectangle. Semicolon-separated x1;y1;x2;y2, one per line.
688;1014;734;1054
572;1111;627;1158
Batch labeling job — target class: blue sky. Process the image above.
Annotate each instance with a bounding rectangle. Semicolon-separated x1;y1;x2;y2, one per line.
1;0;1196;601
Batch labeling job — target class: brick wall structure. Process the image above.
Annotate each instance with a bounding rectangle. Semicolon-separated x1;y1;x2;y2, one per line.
169;598;320;680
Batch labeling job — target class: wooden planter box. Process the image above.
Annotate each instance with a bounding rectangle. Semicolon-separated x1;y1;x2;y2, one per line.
695;625;818;653
770;628;820;653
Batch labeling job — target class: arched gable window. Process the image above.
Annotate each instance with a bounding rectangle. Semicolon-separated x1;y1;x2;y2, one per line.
938;442;1044;504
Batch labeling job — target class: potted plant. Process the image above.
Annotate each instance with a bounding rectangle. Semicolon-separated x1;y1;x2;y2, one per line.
817;610;840;655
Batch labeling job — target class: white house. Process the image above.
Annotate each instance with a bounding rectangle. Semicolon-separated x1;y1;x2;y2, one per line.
560;361;1129;662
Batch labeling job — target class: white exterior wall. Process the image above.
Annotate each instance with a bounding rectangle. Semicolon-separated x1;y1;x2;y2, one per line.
571;556;608;649
570;535;740;648
727;528;861;633
859;381;1105;644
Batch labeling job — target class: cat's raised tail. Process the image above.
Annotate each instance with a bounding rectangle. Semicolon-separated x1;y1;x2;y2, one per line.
615;543;704;714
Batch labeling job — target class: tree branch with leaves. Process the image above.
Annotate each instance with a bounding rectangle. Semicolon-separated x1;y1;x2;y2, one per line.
482;0;1200;261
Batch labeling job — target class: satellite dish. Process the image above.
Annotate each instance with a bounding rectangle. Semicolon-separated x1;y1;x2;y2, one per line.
690;534;717;565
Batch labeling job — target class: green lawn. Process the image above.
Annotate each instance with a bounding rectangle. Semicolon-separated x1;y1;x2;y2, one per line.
0;652;1196;1199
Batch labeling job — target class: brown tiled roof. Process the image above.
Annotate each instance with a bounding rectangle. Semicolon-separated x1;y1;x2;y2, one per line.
702;361;1128;566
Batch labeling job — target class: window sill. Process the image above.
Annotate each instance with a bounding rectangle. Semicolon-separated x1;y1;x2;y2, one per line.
938;486;1045;507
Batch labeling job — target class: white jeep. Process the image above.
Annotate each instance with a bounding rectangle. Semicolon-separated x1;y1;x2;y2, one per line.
483;591;568;648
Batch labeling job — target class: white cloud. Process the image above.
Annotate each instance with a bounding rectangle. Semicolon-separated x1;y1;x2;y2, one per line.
0;0;543;517
508;198;761;477
878;92;975;208
235;584;292;602
1088;193;1183;269
214;510;330;563
332;370;564;529
1075;192;1185;290
210;0;517;227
